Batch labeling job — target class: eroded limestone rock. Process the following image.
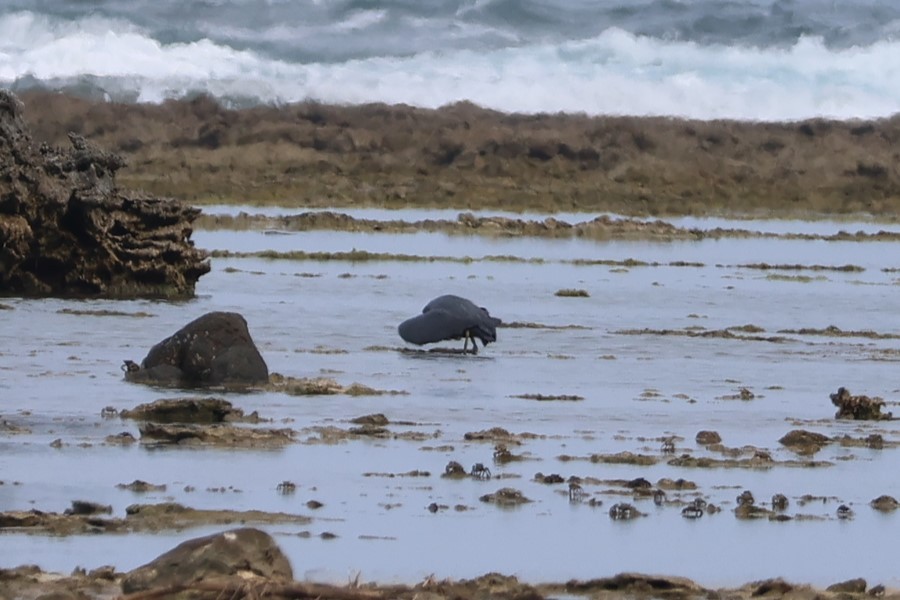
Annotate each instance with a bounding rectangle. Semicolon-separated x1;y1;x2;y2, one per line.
0;90;209;298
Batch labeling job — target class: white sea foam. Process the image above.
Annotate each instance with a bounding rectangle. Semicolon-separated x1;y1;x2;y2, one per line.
2;11;899;120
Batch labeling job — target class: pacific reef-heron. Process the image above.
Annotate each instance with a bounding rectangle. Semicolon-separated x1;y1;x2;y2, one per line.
398;294;501;354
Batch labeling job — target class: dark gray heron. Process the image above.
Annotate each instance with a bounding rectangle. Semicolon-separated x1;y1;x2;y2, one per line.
398;294;501;354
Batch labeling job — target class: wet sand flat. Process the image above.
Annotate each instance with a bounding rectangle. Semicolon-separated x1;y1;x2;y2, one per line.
3;209;900;592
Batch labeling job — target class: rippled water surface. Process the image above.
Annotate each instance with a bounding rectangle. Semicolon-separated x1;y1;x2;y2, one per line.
3;211;900;587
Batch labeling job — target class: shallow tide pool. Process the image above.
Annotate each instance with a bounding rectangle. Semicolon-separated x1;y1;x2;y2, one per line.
2;211;900;587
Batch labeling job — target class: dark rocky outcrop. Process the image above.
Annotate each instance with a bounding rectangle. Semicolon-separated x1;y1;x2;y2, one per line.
565;573;707;598
826;578;867;594
830;387;892;420
479;488;532;506
125;312;269;387
121;528;294;593
695;430;722;445
778;430;831;455
137;422;294;447
0;90;209;298
870;495;900;512
119;397;251;423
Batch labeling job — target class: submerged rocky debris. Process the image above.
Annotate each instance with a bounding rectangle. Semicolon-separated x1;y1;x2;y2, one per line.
0;91;209;298
779;430;832;455
695;431;722;445
137;422;294;447
870;495;900;512
267;373;407;396
511;393;584;401
479;487;532;507
116;396;290;447
0;503;309;536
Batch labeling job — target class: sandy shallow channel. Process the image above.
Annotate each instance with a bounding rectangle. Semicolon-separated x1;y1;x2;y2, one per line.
2;209;900;588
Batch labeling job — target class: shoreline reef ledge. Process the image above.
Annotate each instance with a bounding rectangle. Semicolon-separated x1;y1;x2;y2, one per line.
0;525;896;600
15;90;900;218
0;90;210;299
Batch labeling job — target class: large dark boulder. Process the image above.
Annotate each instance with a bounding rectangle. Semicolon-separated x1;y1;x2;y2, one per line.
125;312;269;387
0;90;209;298
121;527;293;593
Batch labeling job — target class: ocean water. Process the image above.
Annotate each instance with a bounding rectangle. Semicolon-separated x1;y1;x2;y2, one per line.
1;0;899;120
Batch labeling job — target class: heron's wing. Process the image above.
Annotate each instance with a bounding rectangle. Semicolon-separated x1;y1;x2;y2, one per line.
398;309;471;345
421;295;462;314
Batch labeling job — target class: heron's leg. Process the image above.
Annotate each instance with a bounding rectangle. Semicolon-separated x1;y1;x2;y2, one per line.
463;330;477;354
